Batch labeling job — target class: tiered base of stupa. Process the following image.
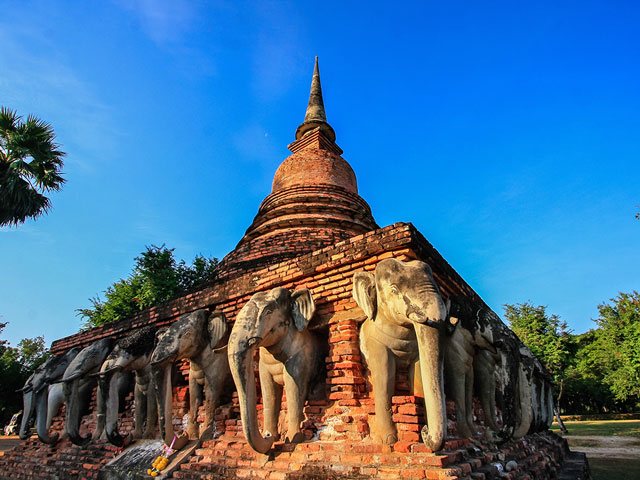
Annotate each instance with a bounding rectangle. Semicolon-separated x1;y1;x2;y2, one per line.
0;224;589;480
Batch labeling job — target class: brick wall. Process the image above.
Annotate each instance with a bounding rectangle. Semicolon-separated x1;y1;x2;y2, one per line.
1;223;570;479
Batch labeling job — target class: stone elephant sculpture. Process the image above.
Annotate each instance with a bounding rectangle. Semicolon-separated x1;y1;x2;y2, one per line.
228;287;321;454
94;326;159;446
59;338;115;445
513;344;554;438
444;300;520;442
18;370;65;441
353;258;454;450
151;310;230;445
26;348;80;443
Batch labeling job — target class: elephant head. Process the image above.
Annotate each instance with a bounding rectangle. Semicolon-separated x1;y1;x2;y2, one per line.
353;258;453;450
228;287;317;454
475;308;521;442
151;310;229;445
529;355;554;433
18;370;65;441
447;299;521;442
30;348;80;444
58;338;115;446
512;342;556;438
95;326;158;446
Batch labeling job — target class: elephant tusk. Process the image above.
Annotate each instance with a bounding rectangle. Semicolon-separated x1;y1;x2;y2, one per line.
94;366;122;377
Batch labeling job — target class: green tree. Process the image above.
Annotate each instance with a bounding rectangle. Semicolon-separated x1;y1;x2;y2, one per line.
0;107;66;227
78;245;219;329
0;322;50;426
504;302;572;380
587;291;640;402
562;330;631;414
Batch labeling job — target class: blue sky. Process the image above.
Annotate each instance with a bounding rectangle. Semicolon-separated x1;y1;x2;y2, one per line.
1;1;638;346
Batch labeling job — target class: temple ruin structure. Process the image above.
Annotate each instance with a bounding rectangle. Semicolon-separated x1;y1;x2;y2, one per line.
0;58;590;480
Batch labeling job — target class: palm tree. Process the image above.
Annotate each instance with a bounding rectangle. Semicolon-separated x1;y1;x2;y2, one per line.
0;107;66;227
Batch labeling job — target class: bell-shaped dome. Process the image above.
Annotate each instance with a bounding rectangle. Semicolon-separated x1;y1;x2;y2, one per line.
272;147;358;195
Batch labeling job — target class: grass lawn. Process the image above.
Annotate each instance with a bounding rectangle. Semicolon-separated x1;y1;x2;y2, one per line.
588;458;640;480
551;419;640;437
551;419;640;480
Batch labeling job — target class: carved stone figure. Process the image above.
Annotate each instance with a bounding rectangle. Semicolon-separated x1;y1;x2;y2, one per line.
444;300;520;442
473;348;501;434
94;326;159;446
353;258;454;450
60;338;115;445
513;345;554;438
26;348;81;443
228;287;321;454
18;371;65;441
151;310;230;445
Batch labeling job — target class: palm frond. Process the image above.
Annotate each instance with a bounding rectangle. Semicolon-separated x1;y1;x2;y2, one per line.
0;106;66;226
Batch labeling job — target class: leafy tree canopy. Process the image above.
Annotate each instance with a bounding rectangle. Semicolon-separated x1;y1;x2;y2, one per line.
586;291;640;401
77;245;219;329
504;302;571;379
0;107;66;227
505;295;640;414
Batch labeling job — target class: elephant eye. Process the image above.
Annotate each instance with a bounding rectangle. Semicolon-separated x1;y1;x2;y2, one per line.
390;285;399;295
263;307;273;315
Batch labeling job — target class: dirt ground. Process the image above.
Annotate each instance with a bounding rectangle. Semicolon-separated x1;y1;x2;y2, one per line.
566;435;640;459
0;436;22;453
565;435;640;480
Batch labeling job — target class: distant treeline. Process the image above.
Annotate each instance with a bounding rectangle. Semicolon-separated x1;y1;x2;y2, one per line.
506;292;640;415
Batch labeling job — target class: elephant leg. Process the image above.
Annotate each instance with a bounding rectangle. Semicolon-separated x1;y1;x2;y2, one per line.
143;383;158;439
201;360;227;439
47;383;65;431
19;390;35;439
476;366;499;433
465;366;475;435
94;377;107;442
154;363;175;445
259;363;283;439
368;339;397;445
450;370;471;438
283;365;310;444
409;359;424;397
187;371;202;439
133;383;145;439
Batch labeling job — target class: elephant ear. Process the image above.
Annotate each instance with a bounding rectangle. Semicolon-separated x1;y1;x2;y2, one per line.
155;327;169;345
291;289;316;332
208;312;228;349
352;271;377;320
444;298;459;335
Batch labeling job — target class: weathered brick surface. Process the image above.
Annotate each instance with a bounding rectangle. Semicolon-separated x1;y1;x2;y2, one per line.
218;133;378;278
0;223;569;479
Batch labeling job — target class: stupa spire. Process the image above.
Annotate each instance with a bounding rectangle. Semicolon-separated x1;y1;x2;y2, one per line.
295;57;336;142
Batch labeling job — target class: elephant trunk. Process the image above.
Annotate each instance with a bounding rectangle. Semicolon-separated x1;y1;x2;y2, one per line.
93;373;108;442
495;347;518;442
35;388;59;444
228;342;273;454
415;322;446;451
64;379;91;446
152;363;174;445
104;370;127;446
19;390;35;439
513;363;533;438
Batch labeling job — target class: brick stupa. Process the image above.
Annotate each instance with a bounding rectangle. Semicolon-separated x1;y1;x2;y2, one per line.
219;57;378;278
0;58;585;480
